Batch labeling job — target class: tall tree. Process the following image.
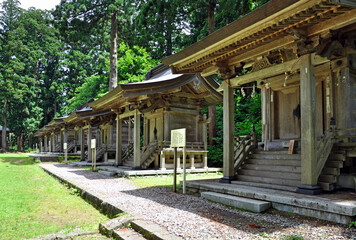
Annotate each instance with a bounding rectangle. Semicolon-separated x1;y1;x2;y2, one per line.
53;0;135;92
0;0;23;150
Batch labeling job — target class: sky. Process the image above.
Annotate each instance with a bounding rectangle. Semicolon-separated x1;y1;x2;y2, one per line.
19;0;61;10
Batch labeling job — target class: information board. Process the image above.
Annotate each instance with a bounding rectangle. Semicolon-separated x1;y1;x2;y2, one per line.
91;139;96;148
63;143;67;150
171;128;186;148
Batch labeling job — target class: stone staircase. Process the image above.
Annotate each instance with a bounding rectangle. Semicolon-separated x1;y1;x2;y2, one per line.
99;216;182;240
318;142;356;191
235;149;301;191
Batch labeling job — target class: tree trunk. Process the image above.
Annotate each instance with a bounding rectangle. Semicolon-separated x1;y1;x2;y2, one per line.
9;133;12;148
109;11;118;91
2;101;7;151
208;1;217;145
17;136;20;151
208;1;216;35
29;135;32;150
20;133;23;152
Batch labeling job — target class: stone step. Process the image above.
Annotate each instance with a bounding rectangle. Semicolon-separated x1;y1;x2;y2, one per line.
130;219;183;240
238;169;301;180
231;181;297;192
123;161;134;167
319;174;337;183
329;153;346;161
98;170;117;177
325;160;343;168
242;164;301;173
254;149;301;154
99;216;132;238
347;150;356;157
318;182;336;191
334;142;356;148
250;153;301;160
237;175;300;187
113;228;147;240
201;191;271;213
321;167;340;176
245;159;300;166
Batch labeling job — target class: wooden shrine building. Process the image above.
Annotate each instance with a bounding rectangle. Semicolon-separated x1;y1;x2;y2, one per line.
89;64;222;170
35;64;222;171
163;0;356;194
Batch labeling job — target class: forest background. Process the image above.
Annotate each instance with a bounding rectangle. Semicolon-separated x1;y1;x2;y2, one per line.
0;0;267;165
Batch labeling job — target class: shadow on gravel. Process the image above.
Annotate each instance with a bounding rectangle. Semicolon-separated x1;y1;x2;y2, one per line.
120;186;351;237
52;163;114;180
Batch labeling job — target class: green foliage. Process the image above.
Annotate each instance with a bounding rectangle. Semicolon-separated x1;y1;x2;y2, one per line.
349;221;356;228
67;42;158;112
205;89;261;167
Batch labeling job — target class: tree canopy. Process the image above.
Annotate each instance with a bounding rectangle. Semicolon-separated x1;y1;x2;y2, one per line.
0;0;266;156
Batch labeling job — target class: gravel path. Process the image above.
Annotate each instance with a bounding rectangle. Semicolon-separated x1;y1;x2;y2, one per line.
40;164;356;240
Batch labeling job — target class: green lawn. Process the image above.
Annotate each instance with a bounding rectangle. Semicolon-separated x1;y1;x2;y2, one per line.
130;172;223;188
0;153;108;240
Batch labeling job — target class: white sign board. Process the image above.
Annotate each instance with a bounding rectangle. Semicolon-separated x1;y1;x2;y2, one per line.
63;143;67;150
91;139;96;148
171;128;186;148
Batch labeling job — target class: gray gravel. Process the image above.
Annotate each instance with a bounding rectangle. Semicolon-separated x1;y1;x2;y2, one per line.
40;164;356;240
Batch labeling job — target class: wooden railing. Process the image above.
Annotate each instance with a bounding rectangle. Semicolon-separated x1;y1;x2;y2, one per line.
67;142;75;153
96;144;107;161
140;141;161;169
122;143;134;163
234;132;257;173
316;128;335;178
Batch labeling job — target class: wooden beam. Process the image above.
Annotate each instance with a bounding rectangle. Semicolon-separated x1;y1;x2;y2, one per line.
227;35;295;67
218;53;329;90
118;109;136;119
307;8;356;36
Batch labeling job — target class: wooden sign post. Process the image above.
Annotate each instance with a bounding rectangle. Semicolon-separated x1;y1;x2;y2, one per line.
171;128;186;194
91;139;96;171
63;143;68;164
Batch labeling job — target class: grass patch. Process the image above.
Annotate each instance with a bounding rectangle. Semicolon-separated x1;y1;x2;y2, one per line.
130;172;223;188
0;153;108;240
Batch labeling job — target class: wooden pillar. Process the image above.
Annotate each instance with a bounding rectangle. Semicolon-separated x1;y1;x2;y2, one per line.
63;128;67;149
262;86;269;150
44;135;48;152
177;152;181;170
40;137;43;152
80;127;85;161
60;130;63;152
133;110;141;169
220;82;236;183
160;151;166;170
190;154;195;169
144;118;149;145
51;133;54;152
203;114;208;150
115;114;122;166
128;117;132;144
87;124;92;162
297;54;322;195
